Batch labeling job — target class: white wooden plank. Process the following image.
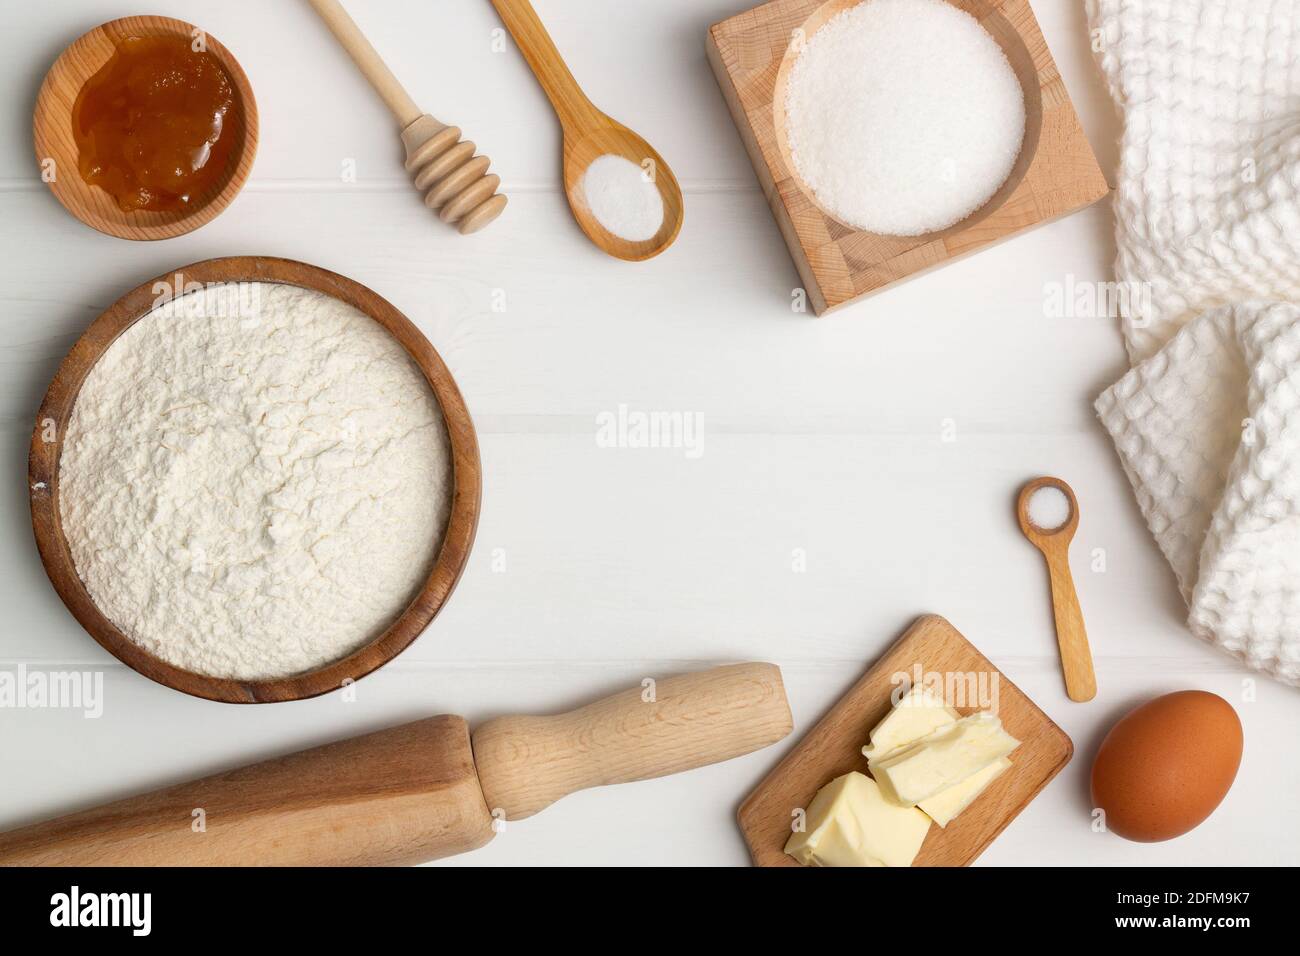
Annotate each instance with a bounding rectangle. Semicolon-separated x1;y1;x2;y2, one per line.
1;0;1294;869
0;189;1127;427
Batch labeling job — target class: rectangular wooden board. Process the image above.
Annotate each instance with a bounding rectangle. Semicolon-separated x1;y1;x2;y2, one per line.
706;0;1111;315
738;614;1073;866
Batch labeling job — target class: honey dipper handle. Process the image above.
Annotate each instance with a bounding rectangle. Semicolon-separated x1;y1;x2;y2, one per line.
1042;540;1098;702
307;0;507;234
471;663;793;821
308;0;423;127
489;0;601;131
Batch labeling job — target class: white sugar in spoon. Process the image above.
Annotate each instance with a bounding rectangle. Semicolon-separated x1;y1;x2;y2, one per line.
488;0;683;260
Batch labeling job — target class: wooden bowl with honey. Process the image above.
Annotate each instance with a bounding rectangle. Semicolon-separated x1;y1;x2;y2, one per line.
34;16;258;240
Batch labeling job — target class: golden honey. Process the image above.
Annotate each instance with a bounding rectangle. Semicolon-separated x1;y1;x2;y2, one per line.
72;35;238;213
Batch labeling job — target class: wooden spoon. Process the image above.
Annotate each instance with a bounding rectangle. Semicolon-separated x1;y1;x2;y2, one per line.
307;0;506;234
1017;477;1097;702
489;0;683;260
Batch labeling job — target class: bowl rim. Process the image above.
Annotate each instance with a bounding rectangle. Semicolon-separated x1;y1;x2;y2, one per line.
33;15;259;241
28;256;482;704
770;0;1043;241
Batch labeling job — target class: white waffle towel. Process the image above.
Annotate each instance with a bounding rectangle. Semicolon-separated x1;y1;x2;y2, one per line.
1088;0;1300;686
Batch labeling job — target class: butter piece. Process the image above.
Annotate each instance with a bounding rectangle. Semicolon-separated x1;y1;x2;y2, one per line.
784;771;931;867
861;685;958;761
917;756;1012;827
869;713;1020;807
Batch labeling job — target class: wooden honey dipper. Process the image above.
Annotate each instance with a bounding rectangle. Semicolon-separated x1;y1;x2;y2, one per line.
308;0;506;234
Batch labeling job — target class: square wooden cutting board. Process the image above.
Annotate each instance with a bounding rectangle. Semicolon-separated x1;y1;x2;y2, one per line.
706;0;1111;315
739;615;1073;865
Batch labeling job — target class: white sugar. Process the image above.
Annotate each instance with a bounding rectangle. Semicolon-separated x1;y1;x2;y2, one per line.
1028;486;1072;531
784;0;1026;236
580;154;664;242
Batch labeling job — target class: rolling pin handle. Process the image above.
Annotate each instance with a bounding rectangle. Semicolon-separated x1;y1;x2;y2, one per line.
471;662;794;820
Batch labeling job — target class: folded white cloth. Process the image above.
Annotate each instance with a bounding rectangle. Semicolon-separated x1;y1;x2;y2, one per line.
1088;0;1300;686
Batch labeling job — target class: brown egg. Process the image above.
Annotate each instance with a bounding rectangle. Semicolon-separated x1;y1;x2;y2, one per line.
1091;690;1242;842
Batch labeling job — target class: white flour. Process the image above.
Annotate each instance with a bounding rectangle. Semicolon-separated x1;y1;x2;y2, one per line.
60;282;452;681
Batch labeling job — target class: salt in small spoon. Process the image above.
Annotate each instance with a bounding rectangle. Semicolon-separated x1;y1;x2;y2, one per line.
1017;477;1097;702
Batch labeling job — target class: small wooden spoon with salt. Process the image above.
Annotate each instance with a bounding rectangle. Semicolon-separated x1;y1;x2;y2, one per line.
489;0;683;261
1017;477;1097;702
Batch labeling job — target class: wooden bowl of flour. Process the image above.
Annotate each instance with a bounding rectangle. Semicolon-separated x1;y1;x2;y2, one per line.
29;257;481;704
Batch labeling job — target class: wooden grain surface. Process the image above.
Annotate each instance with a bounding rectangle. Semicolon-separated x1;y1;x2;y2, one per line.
0;716;496;866
706;0;1110;314
0;663;789;865
738;614;1073;865
33;15;259;241
28;256;482;704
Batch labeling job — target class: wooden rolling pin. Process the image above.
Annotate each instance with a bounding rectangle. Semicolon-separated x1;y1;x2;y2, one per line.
307;0;507;234
0;663;791;866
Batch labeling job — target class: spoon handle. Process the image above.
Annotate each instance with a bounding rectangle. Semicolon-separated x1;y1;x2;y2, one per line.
307;0;423;127
1041;538;1097;702
489;0;602;132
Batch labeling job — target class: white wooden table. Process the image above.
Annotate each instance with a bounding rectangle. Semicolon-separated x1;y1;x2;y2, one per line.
2;0;1295;867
